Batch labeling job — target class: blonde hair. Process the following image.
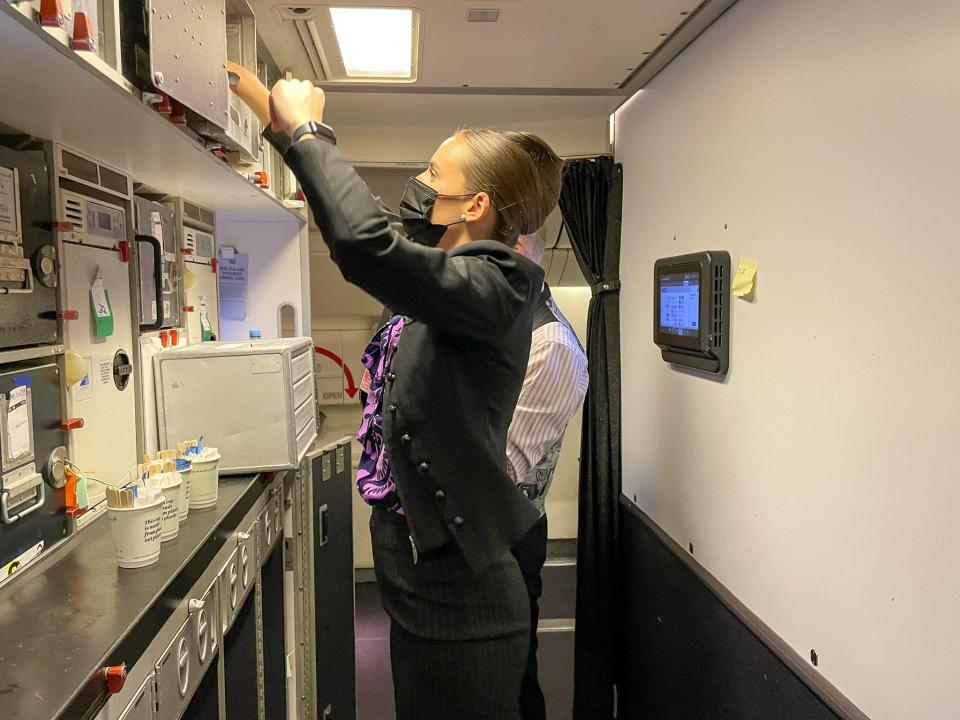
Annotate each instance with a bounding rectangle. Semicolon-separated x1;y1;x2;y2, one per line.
456;129;564;246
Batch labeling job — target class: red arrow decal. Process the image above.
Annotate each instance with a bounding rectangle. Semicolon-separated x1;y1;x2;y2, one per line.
314;346;359;399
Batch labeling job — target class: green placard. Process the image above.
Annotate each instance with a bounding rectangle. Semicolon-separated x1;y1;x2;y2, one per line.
201;309;213;341
90;278;114;337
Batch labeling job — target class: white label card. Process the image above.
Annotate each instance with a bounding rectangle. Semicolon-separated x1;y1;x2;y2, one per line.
150;211;164;244
5;386;30;460
97;359;112;386
0;166;19;236
91;278;110;318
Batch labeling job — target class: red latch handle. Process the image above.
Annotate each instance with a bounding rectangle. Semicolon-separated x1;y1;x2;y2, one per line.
155;92;172;116
180;248;192;255
53;221;74;232
62;418;85;430
40;0;65;27
102;665;127;694
118;240;130;263
183;305;195;313
210;258;218;273
170;329;180;346
159;330;170;348
168;99;187;125
58;310;80;321
71;9;95;51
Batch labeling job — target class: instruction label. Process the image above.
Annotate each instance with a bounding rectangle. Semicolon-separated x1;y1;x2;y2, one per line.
218;249;249;321
98;358;112;386
150;211;164;245
0;166;19;237
5;385;30;460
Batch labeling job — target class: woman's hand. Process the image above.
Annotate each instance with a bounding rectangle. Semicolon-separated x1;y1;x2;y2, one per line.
269;79;326;137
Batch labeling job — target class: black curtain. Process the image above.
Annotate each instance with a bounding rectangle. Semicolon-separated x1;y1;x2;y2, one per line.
559;156;623;720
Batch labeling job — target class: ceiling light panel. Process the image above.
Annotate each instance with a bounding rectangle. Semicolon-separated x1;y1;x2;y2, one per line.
330;7;415;78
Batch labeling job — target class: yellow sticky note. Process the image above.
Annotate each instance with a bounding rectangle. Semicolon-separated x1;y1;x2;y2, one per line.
732;257;758;298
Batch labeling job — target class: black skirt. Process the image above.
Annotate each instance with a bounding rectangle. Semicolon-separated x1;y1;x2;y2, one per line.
371;509;530;720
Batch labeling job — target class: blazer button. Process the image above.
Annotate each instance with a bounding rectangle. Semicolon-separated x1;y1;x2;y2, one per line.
417;462;430;474
452;516;464;527
401;434;412;445
434;489;445;501
387;372;397;382
388;404;398;413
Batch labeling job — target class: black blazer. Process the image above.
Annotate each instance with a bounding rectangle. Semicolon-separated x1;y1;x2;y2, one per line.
283;138;544;569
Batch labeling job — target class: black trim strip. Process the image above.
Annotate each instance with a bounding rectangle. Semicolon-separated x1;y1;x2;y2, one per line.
619;495;872;720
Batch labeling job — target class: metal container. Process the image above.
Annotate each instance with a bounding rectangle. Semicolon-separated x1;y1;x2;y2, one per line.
154;338;317;474
133;196;181;331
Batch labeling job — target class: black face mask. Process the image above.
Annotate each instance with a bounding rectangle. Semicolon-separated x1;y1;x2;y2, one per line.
398;176;471;247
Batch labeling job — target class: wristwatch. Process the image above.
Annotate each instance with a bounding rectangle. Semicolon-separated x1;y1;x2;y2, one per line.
291;120;337;146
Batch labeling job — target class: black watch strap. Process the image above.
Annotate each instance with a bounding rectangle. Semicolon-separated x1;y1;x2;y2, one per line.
291;121;337;146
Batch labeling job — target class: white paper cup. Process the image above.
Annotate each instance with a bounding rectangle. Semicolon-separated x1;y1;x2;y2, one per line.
176;459;192;521
146;474;183;542
188;449;221;510
108;496;164;569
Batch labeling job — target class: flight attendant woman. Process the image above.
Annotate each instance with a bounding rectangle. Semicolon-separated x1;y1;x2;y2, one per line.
267;80;564;720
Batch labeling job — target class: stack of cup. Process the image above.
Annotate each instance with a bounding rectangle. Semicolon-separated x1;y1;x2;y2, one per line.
106;485;164;569
175;456;192;521
145;461;183;542
155;449;190;523
185;445;221;510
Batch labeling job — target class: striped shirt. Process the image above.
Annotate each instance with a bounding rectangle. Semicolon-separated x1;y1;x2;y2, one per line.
506;292;589;515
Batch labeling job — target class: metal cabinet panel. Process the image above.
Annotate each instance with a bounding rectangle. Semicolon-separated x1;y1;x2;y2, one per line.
154;581;219;720
258;492;281;565
219;547;240;635
0;362;66;580
155;619;194;720
133;196;181;330
147;0;230;130
310;442;356;720
117;674;155;720
0;145;59;349
61;242;138;488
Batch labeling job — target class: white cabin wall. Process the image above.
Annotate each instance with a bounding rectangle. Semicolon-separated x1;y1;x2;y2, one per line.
324;92;614;165
215;210;307;341
615;0;960;716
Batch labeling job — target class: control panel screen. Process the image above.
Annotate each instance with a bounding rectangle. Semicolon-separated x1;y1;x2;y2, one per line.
659;271;700;337
85;201;124;241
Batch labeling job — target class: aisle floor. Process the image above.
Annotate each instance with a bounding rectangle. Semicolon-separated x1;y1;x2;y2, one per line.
355;568;575;720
